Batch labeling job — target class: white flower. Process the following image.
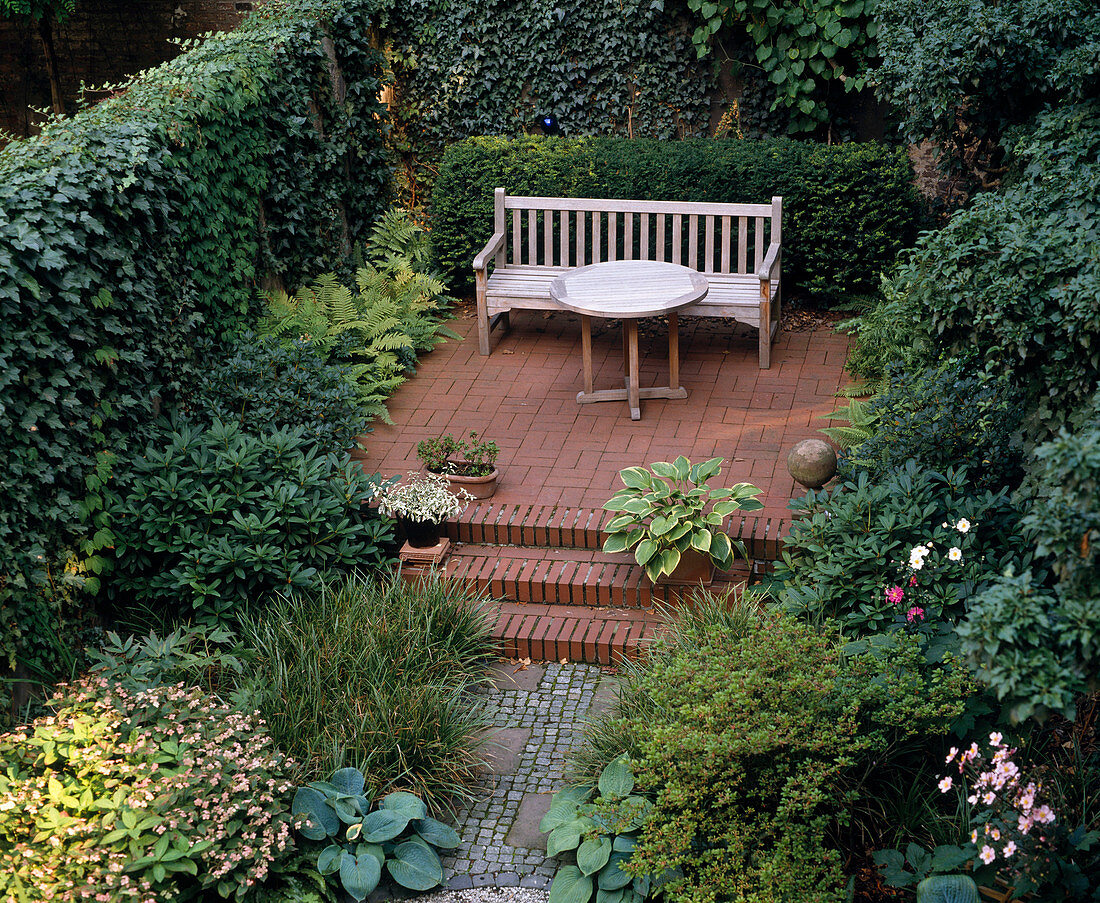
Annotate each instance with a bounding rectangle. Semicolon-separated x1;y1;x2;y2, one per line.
938;776;953;793
908;545;929;569
980;845;996;865
989;731;1003;746
1003;841;1017;857
948;547;963;562
956;518;971;533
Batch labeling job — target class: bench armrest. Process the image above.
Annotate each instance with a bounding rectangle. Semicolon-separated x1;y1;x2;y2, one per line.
756;242;781;282
473;231;506;272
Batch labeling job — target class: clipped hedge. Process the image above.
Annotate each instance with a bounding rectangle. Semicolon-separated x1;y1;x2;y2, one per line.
430;136;926;301
0;0;389;708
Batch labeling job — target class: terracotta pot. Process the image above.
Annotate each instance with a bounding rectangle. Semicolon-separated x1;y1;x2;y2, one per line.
399;517;443;548
656;548;715;586
439;468;499;500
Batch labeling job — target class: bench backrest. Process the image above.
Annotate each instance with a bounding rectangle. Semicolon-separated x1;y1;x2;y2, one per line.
493;190;781;276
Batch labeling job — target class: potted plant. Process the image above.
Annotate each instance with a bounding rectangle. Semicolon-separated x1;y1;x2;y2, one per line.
416;431;500;499
379;472;472;547
601;456;764;585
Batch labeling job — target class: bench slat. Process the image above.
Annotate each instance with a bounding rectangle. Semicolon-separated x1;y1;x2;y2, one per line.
704;216;715;274
672;214;681;265
721;215;731;273
737;218;747;274
754;216;765;272
688;214;698;271
505;196;774;218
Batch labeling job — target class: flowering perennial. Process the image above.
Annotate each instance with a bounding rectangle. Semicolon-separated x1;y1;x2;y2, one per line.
0;678;296;902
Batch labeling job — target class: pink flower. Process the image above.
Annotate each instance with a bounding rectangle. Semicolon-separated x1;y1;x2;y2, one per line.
1003;841;1017;857
909;575;918;586
885;585;905;605
979;845;996;865
906;606;925;622
938;776;953;792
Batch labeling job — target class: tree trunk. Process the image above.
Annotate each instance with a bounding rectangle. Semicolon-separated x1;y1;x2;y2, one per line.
37;14;64;116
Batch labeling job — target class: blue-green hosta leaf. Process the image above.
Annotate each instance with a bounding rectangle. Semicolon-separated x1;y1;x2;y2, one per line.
381;791;427;820
612;835;636;853
597;755;634;800
577;836;612;876
540;800;582;833
414;816;461;850
633;874;650;898
597;888;627;903
386;839;443;890
330;767;366;797
549;865;594;903
360;808;410;842
547;817;594;856
340;849;382;901
597;852;634;890
334;796;363;824
292;787;340;841
317;844;342;876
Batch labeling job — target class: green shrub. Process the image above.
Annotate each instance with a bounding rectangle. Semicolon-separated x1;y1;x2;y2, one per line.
260;265;456;424
109;419;392;623
959;392;1100;722
242;573;493;799
773;461;1027;658
430;135;927;302
584;594;970;903
838;271;938;387
898;103;1100;439
0;671;306;901
0;0;389;719
192;334;369;452
839;361;1023;493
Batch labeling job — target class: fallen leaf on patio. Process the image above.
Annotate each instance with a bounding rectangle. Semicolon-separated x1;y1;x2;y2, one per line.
502;349;515;354
512;658;531;673
560;658;568;665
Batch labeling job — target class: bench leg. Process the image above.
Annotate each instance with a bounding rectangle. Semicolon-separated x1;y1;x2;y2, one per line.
759;296;771;369
476;270;490;355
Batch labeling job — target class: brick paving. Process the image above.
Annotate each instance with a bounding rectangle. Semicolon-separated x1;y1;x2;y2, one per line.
356;304;850;528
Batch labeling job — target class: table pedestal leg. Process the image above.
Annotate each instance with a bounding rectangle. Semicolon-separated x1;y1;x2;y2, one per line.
668;312;680;391
581;315;593;396
625;320;641;420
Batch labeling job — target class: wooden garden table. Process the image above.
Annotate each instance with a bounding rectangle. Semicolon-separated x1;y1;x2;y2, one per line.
549;260;709;420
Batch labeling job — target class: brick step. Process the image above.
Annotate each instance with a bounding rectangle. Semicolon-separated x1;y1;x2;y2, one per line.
436;542;748;609
484;601;663;665
444;503;786;561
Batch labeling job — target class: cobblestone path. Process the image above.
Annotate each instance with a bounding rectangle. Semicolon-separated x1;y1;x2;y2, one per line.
443;661;617;890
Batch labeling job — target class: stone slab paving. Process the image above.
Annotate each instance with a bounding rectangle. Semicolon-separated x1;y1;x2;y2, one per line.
441;659;613;890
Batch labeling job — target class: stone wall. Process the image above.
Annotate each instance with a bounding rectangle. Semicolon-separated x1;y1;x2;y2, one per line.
0;1;263;138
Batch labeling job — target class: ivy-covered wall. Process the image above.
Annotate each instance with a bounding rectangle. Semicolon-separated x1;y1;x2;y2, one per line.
378;0;716;205
0;0;389;706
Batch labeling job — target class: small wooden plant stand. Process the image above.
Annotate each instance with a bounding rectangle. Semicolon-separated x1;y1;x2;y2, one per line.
397;538;452;583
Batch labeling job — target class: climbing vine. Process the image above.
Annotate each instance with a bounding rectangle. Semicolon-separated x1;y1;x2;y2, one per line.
0;0;389;721
377;0;714;206
686;0;879;134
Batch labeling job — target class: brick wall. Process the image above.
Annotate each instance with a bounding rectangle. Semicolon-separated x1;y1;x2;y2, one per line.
0;1;264;138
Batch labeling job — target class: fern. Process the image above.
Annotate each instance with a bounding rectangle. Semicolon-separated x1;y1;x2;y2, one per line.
819;396;880;449
259;248;458;423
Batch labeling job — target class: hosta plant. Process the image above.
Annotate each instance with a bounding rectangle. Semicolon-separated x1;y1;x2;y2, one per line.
602;457;763;582
539;755;660;903
292;767;460;901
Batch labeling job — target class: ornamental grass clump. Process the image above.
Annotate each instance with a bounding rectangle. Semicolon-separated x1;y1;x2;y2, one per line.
243;573;494;804
0;677;297;902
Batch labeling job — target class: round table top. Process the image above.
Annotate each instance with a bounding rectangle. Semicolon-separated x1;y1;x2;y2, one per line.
549;260;709;318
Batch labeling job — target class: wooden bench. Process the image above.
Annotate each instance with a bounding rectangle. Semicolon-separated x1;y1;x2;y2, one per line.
473;189;783;368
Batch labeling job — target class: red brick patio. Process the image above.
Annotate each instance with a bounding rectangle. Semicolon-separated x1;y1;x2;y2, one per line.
355;302;851;664
358;303;850;521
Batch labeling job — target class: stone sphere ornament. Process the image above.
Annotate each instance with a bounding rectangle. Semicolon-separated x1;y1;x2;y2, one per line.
787;438;837;490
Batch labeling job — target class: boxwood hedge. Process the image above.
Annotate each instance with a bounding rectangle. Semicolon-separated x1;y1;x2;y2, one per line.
430;136;927;303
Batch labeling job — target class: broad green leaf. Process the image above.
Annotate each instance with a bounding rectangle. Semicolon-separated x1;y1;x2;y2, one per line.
598;755;634;800
612;835;636;853
330;767;366;797
317;844;342;876
414;816;461;850
618;467;653;490
597;888;627;903
340;849;382;901
598;852;634;890
292;787;340;841
671;455;691;480
547;817;593;856
386;840;443;890
550;865;594;903
634;538;658;566
577;835;612;875
690;528;712;553
360;808;410;842
602;532;630;554
382;791;427;820
710;532;733;568
650;461;679;480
